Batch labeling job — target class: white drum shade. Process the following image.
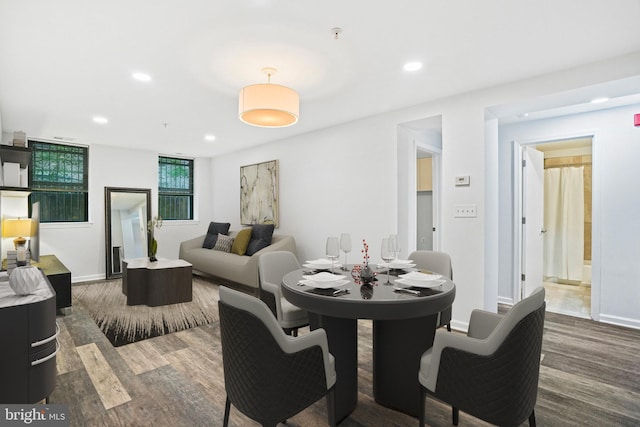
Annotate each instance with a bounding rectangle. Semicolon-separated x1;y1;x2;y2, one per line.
238;83;299;127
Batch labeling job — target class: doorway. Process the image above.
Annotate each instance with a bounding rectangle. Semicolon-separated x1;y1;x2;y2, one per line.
416;152;434;250
537;137;592;318
517;137;593;318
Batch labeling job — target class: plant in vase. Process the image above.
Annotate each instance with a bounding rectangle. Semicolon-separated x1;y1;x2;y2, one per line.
351;239;376;284
147;215;163;262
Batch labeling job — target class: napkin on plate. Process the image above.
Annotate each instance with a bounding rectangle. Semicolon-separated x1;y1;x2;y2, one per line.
398;271;441;281
302;272;346;282
299;272;349;289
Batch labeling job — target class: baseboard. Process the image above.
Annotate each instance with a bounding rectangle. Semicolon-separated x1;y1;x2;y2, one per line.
497;296;514;305
72;274;106;284
450;319;469;333
598;314;640;330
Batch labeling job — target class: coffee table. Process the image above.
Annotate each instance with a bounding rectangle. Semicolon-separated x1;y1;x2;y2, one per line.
122;258;193;306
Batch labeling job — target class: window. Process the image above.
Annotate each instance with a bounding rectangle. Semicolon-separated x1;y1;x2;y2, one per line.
29;140;88;222
158;156;194;220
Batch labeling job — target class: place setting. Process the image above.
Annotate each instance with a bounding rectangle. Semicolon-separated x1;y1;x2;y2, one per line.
393;271;446;297
297;271;351;296
377;235;417;285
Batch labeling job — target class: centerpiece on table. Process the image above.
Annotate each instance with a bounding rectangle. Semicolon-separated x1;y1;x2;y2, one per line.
351;239;376;285
147;215;163;262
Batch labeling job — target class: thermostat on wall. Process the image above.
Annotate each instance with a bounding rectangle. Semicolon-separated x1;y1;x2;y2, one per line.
455;175;470;186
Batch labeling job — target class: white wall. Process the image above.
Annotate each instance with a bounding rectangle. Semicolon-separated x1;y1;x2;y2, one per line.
498;103;640;329
37;144;213;282
10;51;639;330
209;52;640;330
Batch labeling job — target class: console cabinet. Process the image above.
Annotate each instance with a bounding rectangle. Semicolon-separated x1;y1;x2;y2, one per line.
0;272;58;403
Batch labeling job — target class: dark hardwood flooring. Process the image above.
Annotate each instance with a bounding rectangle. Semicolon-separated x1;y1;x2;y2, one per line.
52;279;640;426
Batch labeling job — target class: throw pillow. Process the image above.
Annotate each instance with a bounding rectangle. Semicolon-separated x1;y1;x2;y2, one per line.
202;222;231;249
245;223;275;256
213;233;234;253
231;228;252;255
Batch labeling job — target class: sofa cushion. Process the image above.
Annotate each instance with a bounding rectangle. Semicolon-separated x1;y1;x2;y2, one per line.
231;228;252;255
213;233;234;252
245;224;275;256
203;222;231;248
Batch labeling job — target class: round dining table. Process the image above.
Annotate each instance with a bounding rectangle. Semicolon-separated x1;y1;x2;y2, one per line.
281;267;455;423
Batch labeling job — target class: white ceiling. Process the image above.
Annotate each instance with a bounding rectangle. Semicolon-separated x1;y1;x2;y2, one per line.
1;1;639;158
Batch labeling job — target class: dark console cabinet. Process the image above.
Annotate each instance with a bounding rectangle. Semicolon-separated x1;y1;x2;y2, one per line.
0;274;58;403
33;255;72;310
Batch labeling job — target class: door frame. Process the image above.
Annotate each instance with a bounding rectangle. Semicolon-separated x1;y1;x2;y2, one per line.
416;143;442;251
512;132;600;319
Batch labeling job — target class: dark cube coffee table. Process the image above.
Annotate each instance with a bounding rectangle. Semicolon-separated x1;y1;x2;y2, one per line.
122;258;192;307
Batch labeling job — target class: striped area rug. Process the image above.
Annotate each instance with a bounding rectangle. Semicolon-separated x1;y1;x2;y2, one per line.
73;276;220;346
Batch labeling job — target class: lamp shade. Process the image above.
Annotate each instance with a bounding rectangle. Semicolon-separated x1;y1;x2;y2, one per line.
2;218;32;238
239;83;299;128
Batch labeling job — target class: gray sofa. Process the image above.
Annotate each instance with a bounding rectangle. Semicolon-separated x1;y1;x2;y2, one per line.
179;231;297;289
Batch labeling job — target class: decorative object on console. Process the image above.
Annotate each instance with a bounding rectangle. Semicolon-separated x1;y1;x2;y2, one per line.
2;217;32;250
240;160;279;227
147;215;162;262
6;250;31;275
9;265;42;295
238;68;299;128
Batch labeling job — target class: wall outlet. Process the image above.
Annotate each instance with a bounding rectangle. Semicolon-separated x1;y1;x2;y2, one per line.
454;204;477;218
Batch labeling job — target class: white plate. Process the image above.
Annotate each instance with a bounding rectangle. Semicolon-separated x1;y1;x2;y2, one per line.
378;261;416;269
395;278;446;288
398;271;442;281
298;279;351;289
302;272;347;282
303;262;343;270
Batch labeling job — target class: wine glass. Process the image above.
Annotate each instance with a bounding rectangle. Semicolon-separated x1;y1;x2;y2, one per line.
340;233;352;271
381;238;395;285
389;234;399;260
326;237;340;273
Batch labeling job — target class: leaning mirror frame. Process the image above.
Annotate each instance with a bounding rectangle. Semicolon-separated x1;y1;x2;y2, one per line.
104;187;151;279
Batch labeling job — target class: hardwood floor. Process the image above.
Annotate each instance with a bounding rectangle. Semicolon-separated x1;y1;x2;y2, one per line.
52;279;640;426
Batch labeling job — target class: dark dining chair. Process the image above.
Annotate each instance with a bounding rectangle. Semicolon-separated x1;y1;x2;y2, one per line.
218;286;336;427
258;251;309;336
408;250;453;331
418;286;546;427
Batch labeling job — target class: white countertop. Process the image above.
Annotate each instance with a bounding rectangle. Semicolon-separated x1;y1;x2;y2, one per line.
0;271;54;308
123;258;192;270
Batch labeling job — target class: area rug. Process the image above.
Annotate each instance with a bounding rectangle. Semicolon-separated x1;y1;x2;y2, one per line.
72;276;220;347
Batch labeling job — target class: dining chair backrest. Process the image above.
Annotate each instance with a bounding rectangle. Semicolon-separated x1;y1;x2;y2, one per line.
218;286;335;427
258;251;301;319
408;250;453;279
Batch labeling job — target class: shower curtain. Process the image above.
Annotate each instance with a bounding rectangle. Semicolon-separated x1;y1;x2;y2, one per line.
543;166;584;281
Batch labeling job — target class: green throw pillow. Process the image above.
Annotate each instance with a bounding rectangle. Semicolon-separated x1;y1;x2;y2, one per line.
231;228;252;255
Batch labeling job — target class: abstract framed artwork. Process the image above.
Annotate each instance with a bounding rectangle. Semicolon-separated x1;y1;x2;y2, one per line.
240;159;279;227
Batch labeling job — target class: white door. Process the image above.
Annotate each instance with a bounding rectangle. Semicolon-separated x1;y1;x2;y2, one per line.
521;146;544;298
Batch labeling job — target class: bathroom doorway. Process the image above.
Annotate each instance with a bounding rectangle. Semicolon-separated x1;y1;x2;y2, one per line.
537;137;593;318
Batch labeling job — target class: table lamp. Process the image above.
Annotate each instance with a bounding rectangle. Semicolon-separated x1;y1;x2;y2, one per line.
3;218;32;249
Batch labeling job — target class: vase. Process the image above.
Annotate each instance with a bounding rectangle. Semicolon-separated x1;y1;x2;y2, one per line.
360;283;374;299
360;264;375;284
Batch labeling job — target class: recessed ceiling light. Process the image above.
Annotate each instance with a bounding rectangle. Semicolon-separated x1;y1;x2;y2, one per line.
204;134;216;142
403;61;423;72
93;116;108;124
590;97;609;104
132;72;152;82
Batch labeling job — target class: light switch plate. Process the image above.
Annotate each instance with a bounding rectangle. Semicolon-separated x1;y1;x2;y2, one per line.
454;204;477;218
455;175;470;186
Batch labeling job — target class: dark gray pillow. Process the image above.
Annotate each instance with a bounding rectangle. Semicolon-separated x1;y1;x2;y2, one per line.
245;224;275;256
202;222;231;249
